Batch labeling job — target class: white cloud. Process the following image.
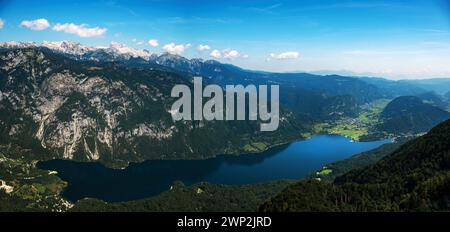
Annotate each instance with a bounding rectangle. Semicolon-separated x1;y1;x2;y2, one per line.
162;42;191;55
137;41;144;45
270;51;299;60
20;18;50;30
148;39;159;47
223;49;241;59
197;44;210;51
209;49;244;59
52;23;107;37
0;19;4;29
209;49;222;58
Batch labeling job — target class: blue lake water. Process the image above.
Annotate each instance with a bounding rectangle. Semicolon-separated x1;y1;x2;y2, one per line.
37;135;391;203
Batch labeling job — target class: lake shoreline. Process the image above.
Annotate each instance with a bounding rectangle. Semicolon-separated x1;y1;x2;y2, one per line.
38;132;392;170
37;135;391;203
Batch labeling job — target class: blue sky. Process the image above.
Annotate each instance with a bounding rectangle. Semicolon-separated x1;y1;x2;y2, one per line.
0;0;449;79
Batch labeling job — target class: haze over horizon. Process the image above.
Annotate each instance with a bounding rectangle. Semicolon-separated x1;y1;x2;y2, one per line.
0;0;449;79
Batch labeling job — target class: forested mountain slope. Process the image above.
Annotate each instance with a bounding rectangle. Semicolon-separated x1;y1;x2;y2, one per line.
377;96;450;134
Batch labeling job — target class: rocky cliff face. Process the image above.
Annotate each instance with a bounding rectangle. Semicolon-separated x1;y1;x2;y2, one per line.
0;47;306;166
1;48;172;162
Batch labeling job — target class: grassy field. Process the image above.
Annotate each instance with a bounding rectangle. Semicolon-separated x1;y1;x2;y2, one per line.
310;99;390;141
316;169;333;176
243;142;268;152
359;99;390;124
328;125;368;140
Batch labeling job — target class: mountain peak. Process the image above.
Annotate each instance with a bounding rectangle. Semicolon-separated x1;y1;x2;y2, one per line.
0;40;155;60
41;40;96;56
0;41;38;48
107;41;152;60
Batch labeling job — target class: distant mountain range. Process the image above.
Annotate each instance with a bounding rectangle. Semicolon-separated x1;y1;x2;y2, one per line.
0;41;152;60
3;41;448;98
